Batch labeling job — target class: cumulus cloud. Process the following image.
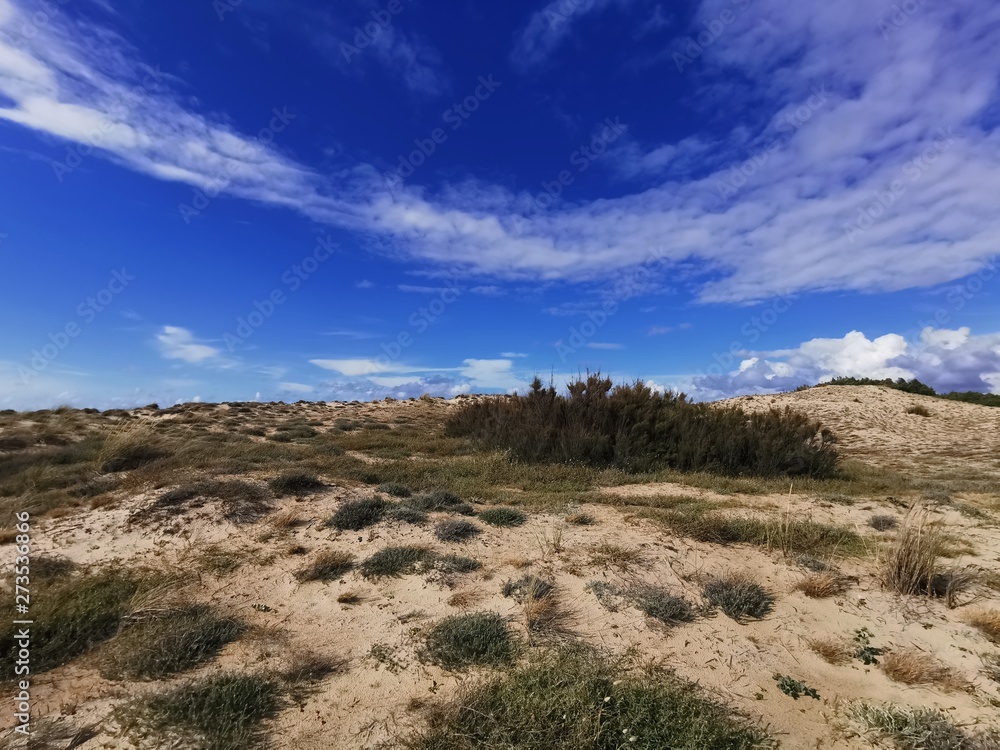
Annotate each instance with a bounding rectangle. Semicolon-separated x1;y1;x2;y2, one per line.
692;328;1000;399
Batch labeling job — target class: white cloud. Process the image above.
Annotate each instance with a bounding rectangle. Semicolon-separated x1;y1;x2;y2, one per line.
156;326;220;363
585;342;624;350
692;327;1000;399
501;351;529;358
309;358;392;377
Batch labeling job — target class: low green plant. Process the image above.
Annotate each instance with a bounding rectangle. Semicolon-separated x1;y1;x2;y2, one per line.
634;586;695;626
378;482;412;497
359;546;435;579
422;612;515;670
268;472;324;496
326;497;388;531
478;507;528;527
848;701;999;749
400;646;773;749
502;575;554;602
702;574;775;621
118;672;282;750
405;490;475;515
773;674;820;700
434;554;481;574
854;628;887;665
100;605;244;680
434;519;482;542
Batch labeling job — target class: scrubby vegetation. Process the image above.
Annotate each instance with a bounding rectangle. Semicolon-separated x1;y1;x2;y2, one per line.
100;605;244;680
848;701;1000;749
359;546;436;579
434;519;482;542
445;375;839;477
294;551;355;582
401;646;772;749
1;567;141;678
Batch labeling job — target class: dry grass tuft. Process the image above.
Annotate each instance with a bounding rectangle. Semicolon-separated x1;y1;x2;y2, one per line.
447;590;482;609
793;572;850;598
881;649;965;690
964;609;1000;642
271;510;307;531
881;507;946;596
336;590;364;605
294;551;354;582
807;636;851;665
588;543;641;570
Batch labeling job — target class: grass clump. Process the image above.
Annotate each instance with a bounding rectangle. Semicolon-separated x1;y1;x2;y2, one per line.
633;585;695;626
881;508;973;604
326;497;388;531
119;672;282;750
870;514;900;531
434;554;482;574
146;480;272;524
906;405;932;417
848;701;999;749
360;546;435;579
794;571;850;598
406;489;475;515
268;472;324;496
400;645;772;749
881;650;964;690
422;612;515;670
478;507;527;527
446;373;838;477
1;568;140;677
502;575;554;602
964;609;1000;642
388;506;429;524
378;481;412;497
434;519;482;542
702;574;775;621
100;605;244;680
294;551;355;582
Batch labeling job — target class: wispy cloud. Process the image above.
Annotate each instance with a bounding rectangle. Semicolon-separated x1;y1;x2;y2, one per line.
156;326;220;364
585;342;624;350
511;0;636;72
3;0;1000;306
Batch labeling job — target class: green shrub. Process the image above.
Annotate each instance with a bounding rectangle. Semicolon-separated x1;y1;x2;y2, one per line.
478;507;528;527
434;519;482;542
400;646;772;749
100;605;244;680
422;612;515;669
702;575;774;621
360;546;435;579
99;443;165;473
268;472;324;496
445;374;838;477
119;673;282;750
326;497;388;531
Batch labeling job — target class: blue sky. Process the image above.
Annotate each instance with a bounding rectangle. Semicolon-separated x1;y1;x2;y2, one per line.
1;0;999;409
